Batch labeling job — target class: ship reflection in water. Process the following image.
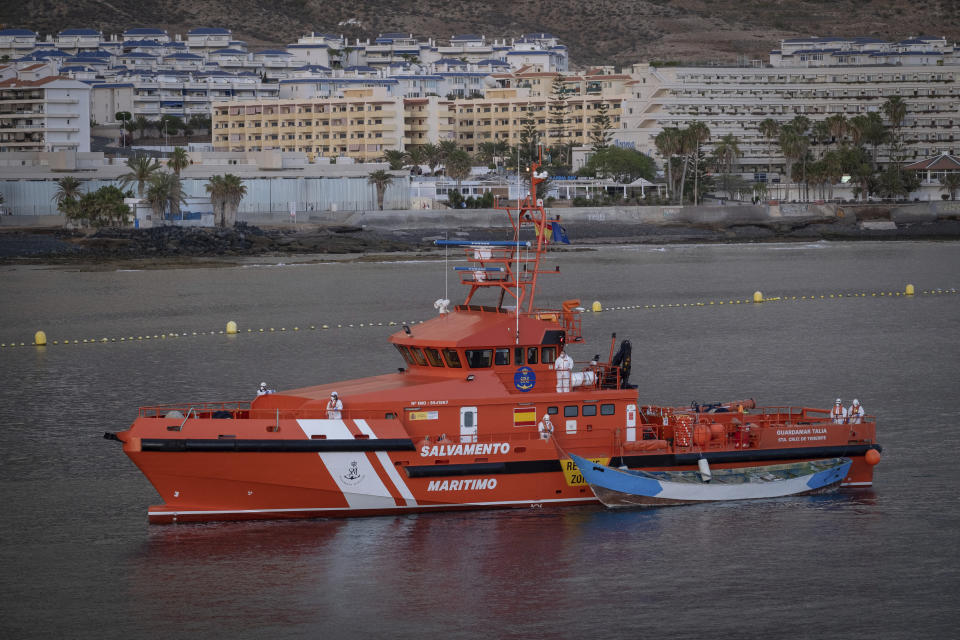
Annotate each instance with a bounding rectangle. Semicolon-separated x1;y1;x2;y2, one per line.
129;492;872;638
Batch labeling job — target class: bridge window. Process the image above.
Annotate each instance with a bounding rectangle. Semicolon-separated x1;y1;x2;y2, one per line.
395;344;414;365
563;405;578;417
582;404;597;417
526;347;538;364
542;346;557;362
442;349;462;368
600;404;616;415
495;348;510;366
410;347;428;366
465;349;493;368
514;347;524;364
424;348;445;367
547;406;558;415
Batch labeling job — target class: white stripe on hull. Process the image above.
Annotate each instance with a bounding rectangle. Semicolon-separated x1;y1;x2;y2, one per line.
354;418;418;507
296;418;397;509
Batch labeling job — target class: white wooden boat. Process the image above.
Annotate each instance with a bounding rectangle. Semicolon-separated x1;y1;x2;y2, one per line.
568;453;852;508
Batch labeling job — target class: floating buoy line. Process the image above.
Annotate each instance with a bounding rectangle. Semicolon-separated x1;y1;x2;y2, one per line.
4;284;955;348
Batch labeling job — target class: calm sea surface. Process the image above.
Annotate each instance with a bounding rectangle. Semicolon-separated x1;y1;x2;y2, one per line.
1;241;958;639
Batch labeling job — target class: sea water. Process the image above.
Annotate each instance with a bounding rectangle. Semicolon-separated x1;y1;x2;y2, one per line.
0;241;958;638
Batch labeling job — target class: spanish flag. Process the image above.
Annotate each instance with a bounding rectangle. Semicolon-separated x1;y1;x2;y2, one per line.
513;407;537;427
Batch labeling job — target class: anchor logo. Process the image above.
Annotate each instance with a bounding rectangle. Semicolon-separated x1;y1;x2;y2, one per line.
514;366;536;392
341;460;364;485
344;460;361;480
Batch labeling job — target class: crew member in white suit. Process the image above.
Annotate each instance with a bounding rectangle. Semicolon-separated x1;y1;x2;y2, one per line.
327;391;343;419
848;399;864;424
538;414;555;440
830;398;847;424
555;348;574;392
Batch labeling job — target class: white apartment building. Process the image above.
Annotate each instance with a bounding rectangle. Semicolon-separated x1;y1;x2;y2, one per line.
0;63;90;152
0;29;39;59
620;37;960;179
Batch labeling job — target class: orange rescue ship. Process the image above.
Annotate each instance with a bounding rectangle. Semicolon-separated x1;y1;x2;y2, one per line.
108;158;882;523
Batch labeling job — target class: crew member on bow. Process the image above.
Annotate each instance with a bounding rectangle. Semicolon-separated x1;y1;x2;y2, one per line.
326;391;343;419
830;398;847;424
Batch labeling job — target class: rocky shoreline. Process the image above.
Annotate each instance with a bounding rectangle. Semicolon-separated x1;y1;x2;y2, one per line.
1;218;958;267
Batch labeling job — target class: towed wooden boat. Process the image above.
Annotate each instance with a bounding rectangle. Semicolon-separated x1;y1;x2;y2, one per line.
568;452;852;508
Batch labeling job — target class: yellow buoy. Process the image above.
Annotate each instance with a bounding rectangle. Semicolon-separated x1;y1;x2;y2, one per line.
226;320;238;334
34;330;47;346
592;301;602;312
753;291;763;303
905;283;915;296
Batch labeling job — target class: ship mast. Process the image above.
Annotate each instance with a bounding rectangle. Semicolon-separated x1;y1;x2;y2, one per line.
434;150;556;313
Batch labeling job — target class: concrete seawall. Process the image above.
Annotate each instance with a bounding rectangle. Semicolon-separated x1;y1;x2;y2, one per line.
3;201;957;231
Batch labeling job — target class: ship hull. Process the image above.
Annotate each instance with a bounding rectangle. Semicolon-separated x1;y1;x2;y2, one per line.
120;420;880;523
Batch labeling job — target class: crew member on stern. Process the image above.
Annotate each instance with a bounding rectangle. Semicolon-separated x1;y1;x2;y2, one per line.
830;398;847;424
257;381;269;396
538;413;555;440
555;348;574;392
326;391;343;419
848;399;864;424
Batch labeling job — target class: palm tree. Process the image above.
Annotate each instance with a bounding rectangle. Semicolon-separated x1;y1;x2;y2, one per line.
53;176;82;205
822;150;844;200
146;174;171;222
825;114;848;146
445;149;473;191
712;134;741;199
205;175;227;227
812;121;832;157
381;149;409;170
778;126;803;202
882;96;908;131
420;143;442;175
789;116;812;200
407;145;427;173
941;173;960;200
167;146;189;176
122;119;137;146
134;115;149;140
438;140;458;175
855;112;890;166
654;127;682;203
222;174;246;226
882;96;908;167
120;155;161;198
146;172;186;223
53;176;83;224
758;118;781;179
680;122;709;205
475;141;498;167
367;170;394;211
